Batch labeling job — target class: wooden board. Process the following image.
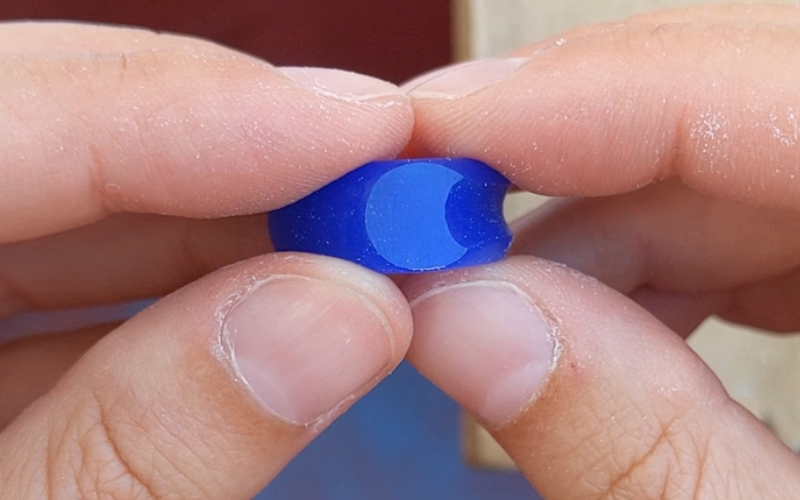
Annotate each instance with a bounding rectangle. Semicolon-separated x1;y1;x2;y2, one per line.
454;0;800;60
457;0;800;469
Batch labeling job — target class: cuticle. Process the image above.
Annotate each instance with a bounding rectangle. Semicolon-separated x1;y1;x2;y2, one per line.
216;273;394;352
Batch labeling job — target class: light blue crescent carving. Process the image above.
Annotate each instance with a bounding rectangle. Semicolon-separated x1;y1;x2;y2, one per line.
364;162;467;270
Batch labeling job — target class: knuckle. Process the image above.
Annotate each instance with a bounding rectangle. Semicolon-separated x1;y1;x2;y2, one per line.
46;392;212;500
175;218;218;283
576;410;731;500
0;265;32;319
598;418;695;499
608;21;684;57
47;393;159;500
562;393;727;500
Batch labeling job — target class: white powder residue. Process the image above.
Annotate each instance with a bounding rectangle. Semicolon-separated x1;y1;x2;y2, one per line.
768;108;799;146
690;108;727;143
688;108;730;172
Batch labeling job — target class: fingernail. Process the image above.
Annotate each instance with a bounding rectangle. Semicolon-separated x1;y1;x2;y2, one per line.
406;58;527;99
282;66;401;102
400;59;493;91
222;276;393;425
410;281;557;427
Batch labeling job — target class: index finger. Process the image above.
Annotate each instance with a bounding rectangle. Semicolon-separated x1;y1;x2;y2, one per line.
0;23;413;243
407;15;800;210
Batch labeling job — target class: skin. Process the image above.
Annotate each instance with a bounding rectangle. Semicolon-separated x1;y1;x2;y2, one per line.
1;3;800;499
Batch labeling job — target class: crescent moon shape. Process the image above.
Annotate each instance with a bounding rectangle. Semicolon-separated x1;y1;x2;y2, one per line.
364;162;467;270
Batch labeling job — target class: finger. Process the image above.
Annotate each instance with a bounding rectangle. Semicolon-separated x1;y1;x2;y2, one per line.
403;257;800;499
0;300;146;344
503;3;800;59
0;21;243;54
0;213;269;318
0;22;413;243
404;4;800;93
720;265;800;332
510;181;800;332
643;264;800;335
511;180;800;293
627;288;722;337
0;253;412;499
0;323;112;429
408;14;800;210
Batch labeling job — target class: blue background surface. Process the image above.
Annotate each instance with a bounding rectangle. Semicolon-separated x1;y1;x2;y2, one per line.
256;361;542;500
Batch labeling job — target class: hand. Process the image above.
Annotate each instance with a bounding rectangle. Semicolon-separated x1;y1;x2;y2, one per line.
0;22;415;499
403;4;800;498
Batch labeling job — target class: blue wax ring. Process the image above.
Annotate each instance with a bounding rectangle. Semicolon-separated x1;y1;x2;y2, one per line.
268;158;512;273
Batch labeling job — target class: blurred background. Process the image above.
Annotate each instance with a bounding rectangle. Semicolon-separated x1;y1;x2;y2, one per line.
3;1;799;499
0;0;451;83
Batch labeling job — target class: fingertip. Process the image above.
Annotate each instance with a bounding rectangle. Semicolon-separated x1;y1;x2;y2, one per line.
409;20;800;208
0;252;414;499
402;256;800;498
281;66;409;103
220;275;392;424
406;58;528;100
0;40;416;241
252;253;415;357
408;277;558;427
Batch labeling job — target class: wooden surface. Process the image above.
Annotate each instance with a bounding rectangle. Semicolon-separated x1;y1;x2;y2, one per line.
454;0;800;60
457;0;800;469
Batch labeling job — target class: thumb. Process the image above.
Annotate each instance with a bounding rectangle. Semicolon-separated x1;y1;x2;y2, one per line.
403;257;800;499
0;254;411;499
